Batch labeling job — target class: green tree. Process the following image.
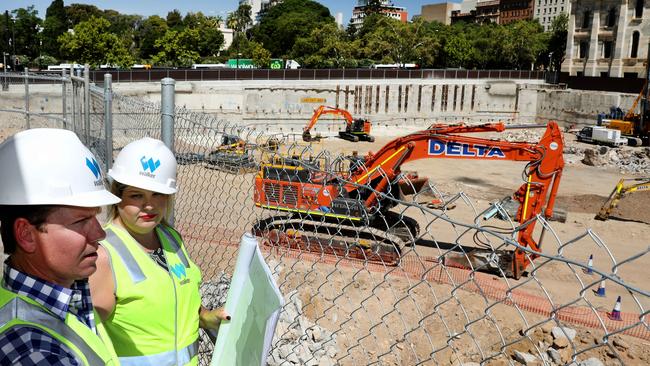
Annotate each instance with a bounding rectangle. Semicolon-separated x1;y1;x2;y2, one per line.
66;3;103;26
292;22;351;68
12;7;42;60
41;0;68;58
137;15;168;60
58;16;134;67
251;0;333;57
166;9;183;29
547;13;568;71
503;20;548;69
151;28;201;67
250;41;272;68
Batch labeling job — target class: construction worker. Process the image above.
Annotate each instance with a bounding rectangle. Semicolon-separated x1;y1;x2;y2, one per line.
0;128;121;365
89;137;229;366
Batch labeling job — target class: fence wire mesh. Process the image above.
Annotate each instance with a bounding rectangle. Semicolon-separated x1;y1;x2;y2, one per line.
0;73;648;366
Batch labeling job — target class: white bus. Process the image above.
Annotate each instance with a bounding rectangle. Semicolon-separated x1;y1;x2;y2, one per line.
191;63;227;69
47;63;83;71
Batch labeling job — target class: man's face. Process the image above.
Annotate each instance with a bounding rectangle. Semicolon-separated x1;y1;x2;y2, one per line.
32;206;106;286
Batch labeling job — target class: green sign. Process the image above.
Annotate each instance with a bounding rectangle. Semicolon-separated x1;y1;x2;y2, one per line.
227;59;284;69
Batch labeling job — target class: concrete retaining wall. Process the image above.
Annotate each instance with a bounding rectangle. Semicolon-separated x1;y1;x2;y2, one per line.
0;78;641;135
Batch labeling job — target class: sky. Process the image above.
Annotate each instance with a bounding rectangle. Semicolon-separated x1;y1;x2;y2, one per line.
2;0;442;26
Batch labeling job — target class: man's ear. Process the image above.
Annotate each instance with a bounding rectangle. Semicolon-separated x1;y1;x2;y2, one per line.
14;218;38;254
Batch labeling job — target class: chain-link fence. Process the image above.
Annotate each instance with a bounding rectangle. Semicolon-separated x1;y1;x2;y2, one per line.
1;71;648;366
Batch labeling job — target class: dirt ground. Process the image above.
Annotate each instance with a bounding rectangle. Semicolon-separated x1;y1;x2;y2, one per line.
241;130;650;364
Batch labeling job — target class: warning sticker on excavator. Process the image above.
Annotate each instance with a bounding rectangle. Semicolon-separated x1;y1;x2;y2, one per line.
428;140;506;158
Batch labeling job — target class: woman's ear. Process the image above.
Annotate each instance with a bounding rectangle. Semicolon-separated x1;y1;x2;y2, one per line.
13;218;39;254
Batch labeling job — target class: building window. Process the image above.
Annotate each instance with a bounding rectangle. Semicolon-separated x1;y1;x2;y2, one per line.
624;72;638;78
582;10;591;28
600;72;609;77
606;8;617;27
579;41;589;58
577;71;584;76
631;31;640;58
603;41;613;58
635;0;644;18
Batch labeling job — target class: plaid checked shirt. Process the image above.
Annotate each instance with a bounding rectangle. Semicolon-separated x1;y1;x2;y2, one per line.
0;262;98;366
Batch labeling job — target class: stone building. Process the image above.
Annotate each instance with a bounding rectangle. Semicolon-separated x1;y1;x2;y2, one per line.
534;0;570;31
420;2;461;25
562;0;649;77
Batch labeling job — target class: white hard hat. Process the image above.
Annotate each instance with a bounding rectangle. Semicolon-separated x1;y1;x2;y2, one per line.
0;128;120;207
109;137;177;194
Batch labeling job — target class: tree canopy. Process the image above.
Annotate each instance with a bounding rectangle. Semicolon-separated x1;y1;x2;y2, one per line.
1;0;560;70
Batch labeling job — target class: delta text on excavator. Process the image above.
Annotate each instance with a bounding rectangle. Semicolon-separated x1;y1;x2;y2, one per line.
254;121;565;279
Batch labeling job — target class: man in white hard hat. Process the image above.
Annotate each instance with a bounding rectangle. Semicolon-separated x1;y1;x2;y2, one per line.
0;128;121;365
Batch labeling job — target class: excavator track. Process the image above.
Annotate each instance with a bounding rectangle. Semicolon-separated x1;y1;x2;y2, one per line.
252;215;406;266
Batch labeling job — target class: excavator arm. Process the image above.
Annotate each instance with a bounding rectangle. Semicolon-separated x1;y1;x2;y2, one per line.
302;105;373;142
595;177;650;220
344;122;564;278
303;105;354;141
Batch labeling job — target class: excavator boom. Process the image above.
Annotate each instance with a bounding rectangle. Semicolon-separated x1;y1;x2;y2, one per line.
302;105;374;142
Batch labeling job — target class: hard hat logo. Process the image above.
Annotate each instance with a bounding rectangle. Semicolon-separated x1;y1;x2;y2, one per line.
86;157;101;179
140;156;161;173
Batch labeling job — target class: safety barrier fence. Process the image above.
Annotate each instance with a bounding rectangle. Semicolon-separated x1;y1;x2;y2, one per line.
0;72;648;366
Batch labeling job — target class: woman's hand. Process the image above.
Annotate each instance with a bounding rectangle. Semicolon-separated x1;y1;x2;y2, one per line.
199;306;231;330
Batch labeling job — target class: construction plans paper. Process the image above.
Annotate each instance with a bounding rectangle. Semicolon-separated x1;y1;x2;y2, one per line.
211;233;284;366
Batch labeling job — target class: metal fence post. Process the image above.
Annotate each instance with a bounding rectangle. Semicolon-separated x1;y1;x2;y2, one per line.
62;69;68;129
104;73;113;171
161;77;175;224
24;69;30;129
83;64;90;144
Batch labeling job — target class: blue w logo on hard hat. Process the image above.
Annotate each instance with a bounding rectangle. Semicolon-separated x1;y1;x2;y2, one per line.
170;264;187;280
140;156;161;172
86;157;101;178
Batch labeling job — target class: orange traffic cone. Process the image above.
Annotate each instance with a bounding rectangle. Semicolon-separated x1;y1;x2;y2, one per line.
607;296;622;321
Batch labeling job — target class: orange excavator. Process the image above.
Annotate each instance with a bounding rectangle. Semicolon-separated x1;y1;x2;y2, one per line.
302;105;375;142
254;121;564;279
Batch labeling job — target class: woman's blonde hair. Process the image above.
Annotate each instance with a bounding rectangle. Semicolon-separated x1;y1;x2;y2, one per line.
107;180;174;227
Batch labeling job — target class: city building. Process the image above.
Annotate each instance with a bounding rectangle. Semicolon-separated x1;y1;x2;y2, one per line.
499;0;534;24
239;0;282;24
562;0;649;77
219;24;234;50
349;0;408;30
476;0;501;23
420;3;461;25
534;0;570;31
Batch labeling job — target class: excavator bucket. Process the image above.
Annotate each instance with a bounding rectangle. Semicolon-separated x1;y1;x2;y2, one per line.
302;131;322;142
397;175;429;196
443;249;515;277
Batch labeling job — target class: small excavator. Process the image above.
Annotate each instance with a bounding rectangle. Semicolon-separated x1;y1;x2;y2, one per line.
254;121;565;279
302;105;375;143
595;177;650;220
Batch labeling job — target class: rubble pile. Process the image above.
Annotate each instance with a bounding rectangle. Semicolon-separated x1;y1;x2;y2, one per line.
268;291;338;366
455;324;643;366
566;145;650;174
199;275;339;366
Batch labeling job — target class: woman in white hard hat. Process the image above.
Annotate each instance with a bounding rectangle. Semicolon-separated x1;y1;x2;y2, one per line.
89;137;228;366
0;128;121;365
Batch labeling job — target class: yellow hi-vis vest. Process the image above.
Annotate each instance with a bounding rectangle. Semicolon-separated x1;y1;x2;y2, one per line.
101;223;202;366
0;286;119;365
